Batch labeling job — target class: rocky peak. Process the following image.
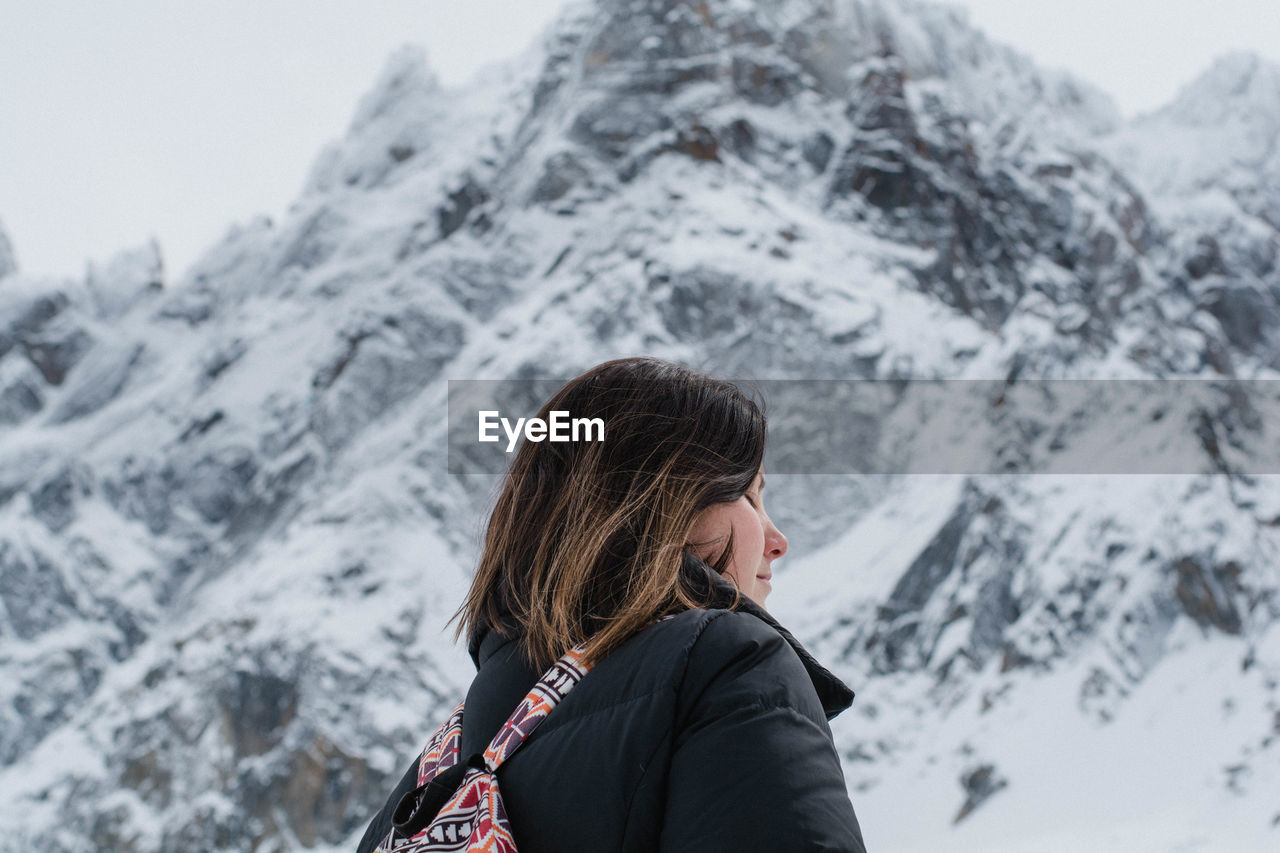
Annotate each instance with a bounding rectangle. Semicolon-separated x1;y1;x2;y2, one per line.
551;0;1119;137
1109;51;1280;210
302;44;446;194
85;239;165;320
1157;51;1280;129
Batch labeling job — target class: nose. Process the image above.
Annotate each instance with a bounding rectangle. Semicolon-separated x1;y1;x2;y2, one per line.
764;515;787;560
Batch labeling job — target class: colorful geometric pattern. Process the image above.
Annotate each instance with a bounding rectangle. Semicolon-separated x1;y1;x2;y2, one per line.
416;702;465;787
374;637;596;852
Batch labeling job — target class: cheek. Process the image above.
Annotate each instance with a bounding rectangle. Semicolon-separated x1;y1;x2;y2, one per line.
724;504;765;559
739;515;766;559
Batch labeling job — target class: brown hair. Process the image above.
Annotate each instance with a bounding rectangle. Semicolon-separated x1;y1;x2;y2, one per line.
448;357;766;670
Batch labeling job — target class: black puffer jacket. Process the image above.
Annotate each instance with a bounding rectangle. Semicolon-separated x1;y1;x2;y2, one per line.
356;562;866;852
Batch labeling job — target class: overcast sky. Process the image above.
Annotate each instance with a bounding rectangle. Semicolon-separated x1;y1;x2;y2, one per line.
2;0;1277;282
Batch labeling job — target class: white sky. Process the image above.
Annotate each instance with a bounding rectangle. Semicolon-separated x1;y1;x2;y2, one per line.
1;0;1277;282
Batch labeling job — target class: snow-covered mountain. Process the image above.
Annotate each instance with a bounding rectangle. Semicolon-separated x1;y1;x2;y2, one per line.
1100;51;1280;372
2;0;1278;850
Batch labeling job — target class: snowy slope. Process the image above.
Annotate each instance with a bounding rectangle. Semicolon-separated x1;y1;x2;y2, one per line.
2;1;1278;850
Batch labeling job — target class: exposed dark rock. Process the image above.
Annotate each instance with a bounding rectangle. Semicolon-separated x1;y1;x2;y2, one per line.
20;321;94;386
723;117;757;161
218;668;298;758
847;64;915;134
312;331;371;391
102;598;148;661
187;447;259;525
819;62;1159;333
580;2;720;80
570;96;674;160
1202;281;1278;356
954;762;1008;822
1186;235;1227;280
103;457;179;535
1171;556;1243;634
657;267;762;339
48;341;145;424
1078;665;1128;723
155;288;215;326
179;410;224;442
0;291;67;360
120;748;174;809
802;130;835;172
310;313;464;454
277;208;345;272
731;53;802;106
866;501;969;673
0;358;44;424
243;451;316;537
199;338;247;387
29;464;91;533
529;151;592;204
3;649;103;766
0;542;77;640
618;119;727;181
281;735;375;847
1105;170;1161;254
89;804;141;852
615;56;721;96
438;176;490;240
887;501;970;612
382;306;468;366
673;123;720;162
970;570;1020;661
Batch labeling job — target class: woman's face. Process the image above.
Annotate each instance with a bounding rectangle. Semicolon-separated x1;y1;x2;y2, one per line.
687;469;788;608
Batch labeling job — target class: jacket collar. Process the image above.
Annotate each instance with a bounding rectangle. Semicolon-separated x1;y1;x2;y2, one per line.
466;557;855;719
682;556;856;720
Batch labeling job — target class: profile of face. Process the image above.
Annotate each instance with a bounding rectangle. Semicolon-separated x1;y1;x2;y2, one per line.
686;469;787;608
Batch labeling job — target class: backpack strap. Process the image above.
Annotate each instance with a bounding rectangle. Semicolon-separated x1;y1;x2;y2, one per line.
380;636;595;851
480;635;593;770
381;616;676;851
417;702;466;786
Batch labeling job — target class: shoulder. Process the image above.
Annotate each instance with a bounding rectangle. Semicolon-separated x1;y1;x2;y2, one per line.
627;608;790;671
642;607;803;671
685;609;810;687
650;608;825;729
605;608;814;702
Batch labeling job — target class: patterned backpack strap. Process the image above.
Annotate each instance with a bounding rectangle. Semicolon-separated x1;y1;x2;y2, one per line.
418;702;466;785
379;616;677;852
379;636;596;852
481;634;593;769
371;703;467;852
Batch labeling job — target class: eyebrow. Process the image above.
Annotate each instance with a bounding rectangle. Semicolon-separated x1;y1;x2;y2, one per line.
758;475;766;491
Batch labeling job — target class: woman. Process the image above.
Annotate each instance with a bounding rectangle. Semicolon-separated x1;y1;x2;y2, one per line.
357;357;866;852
